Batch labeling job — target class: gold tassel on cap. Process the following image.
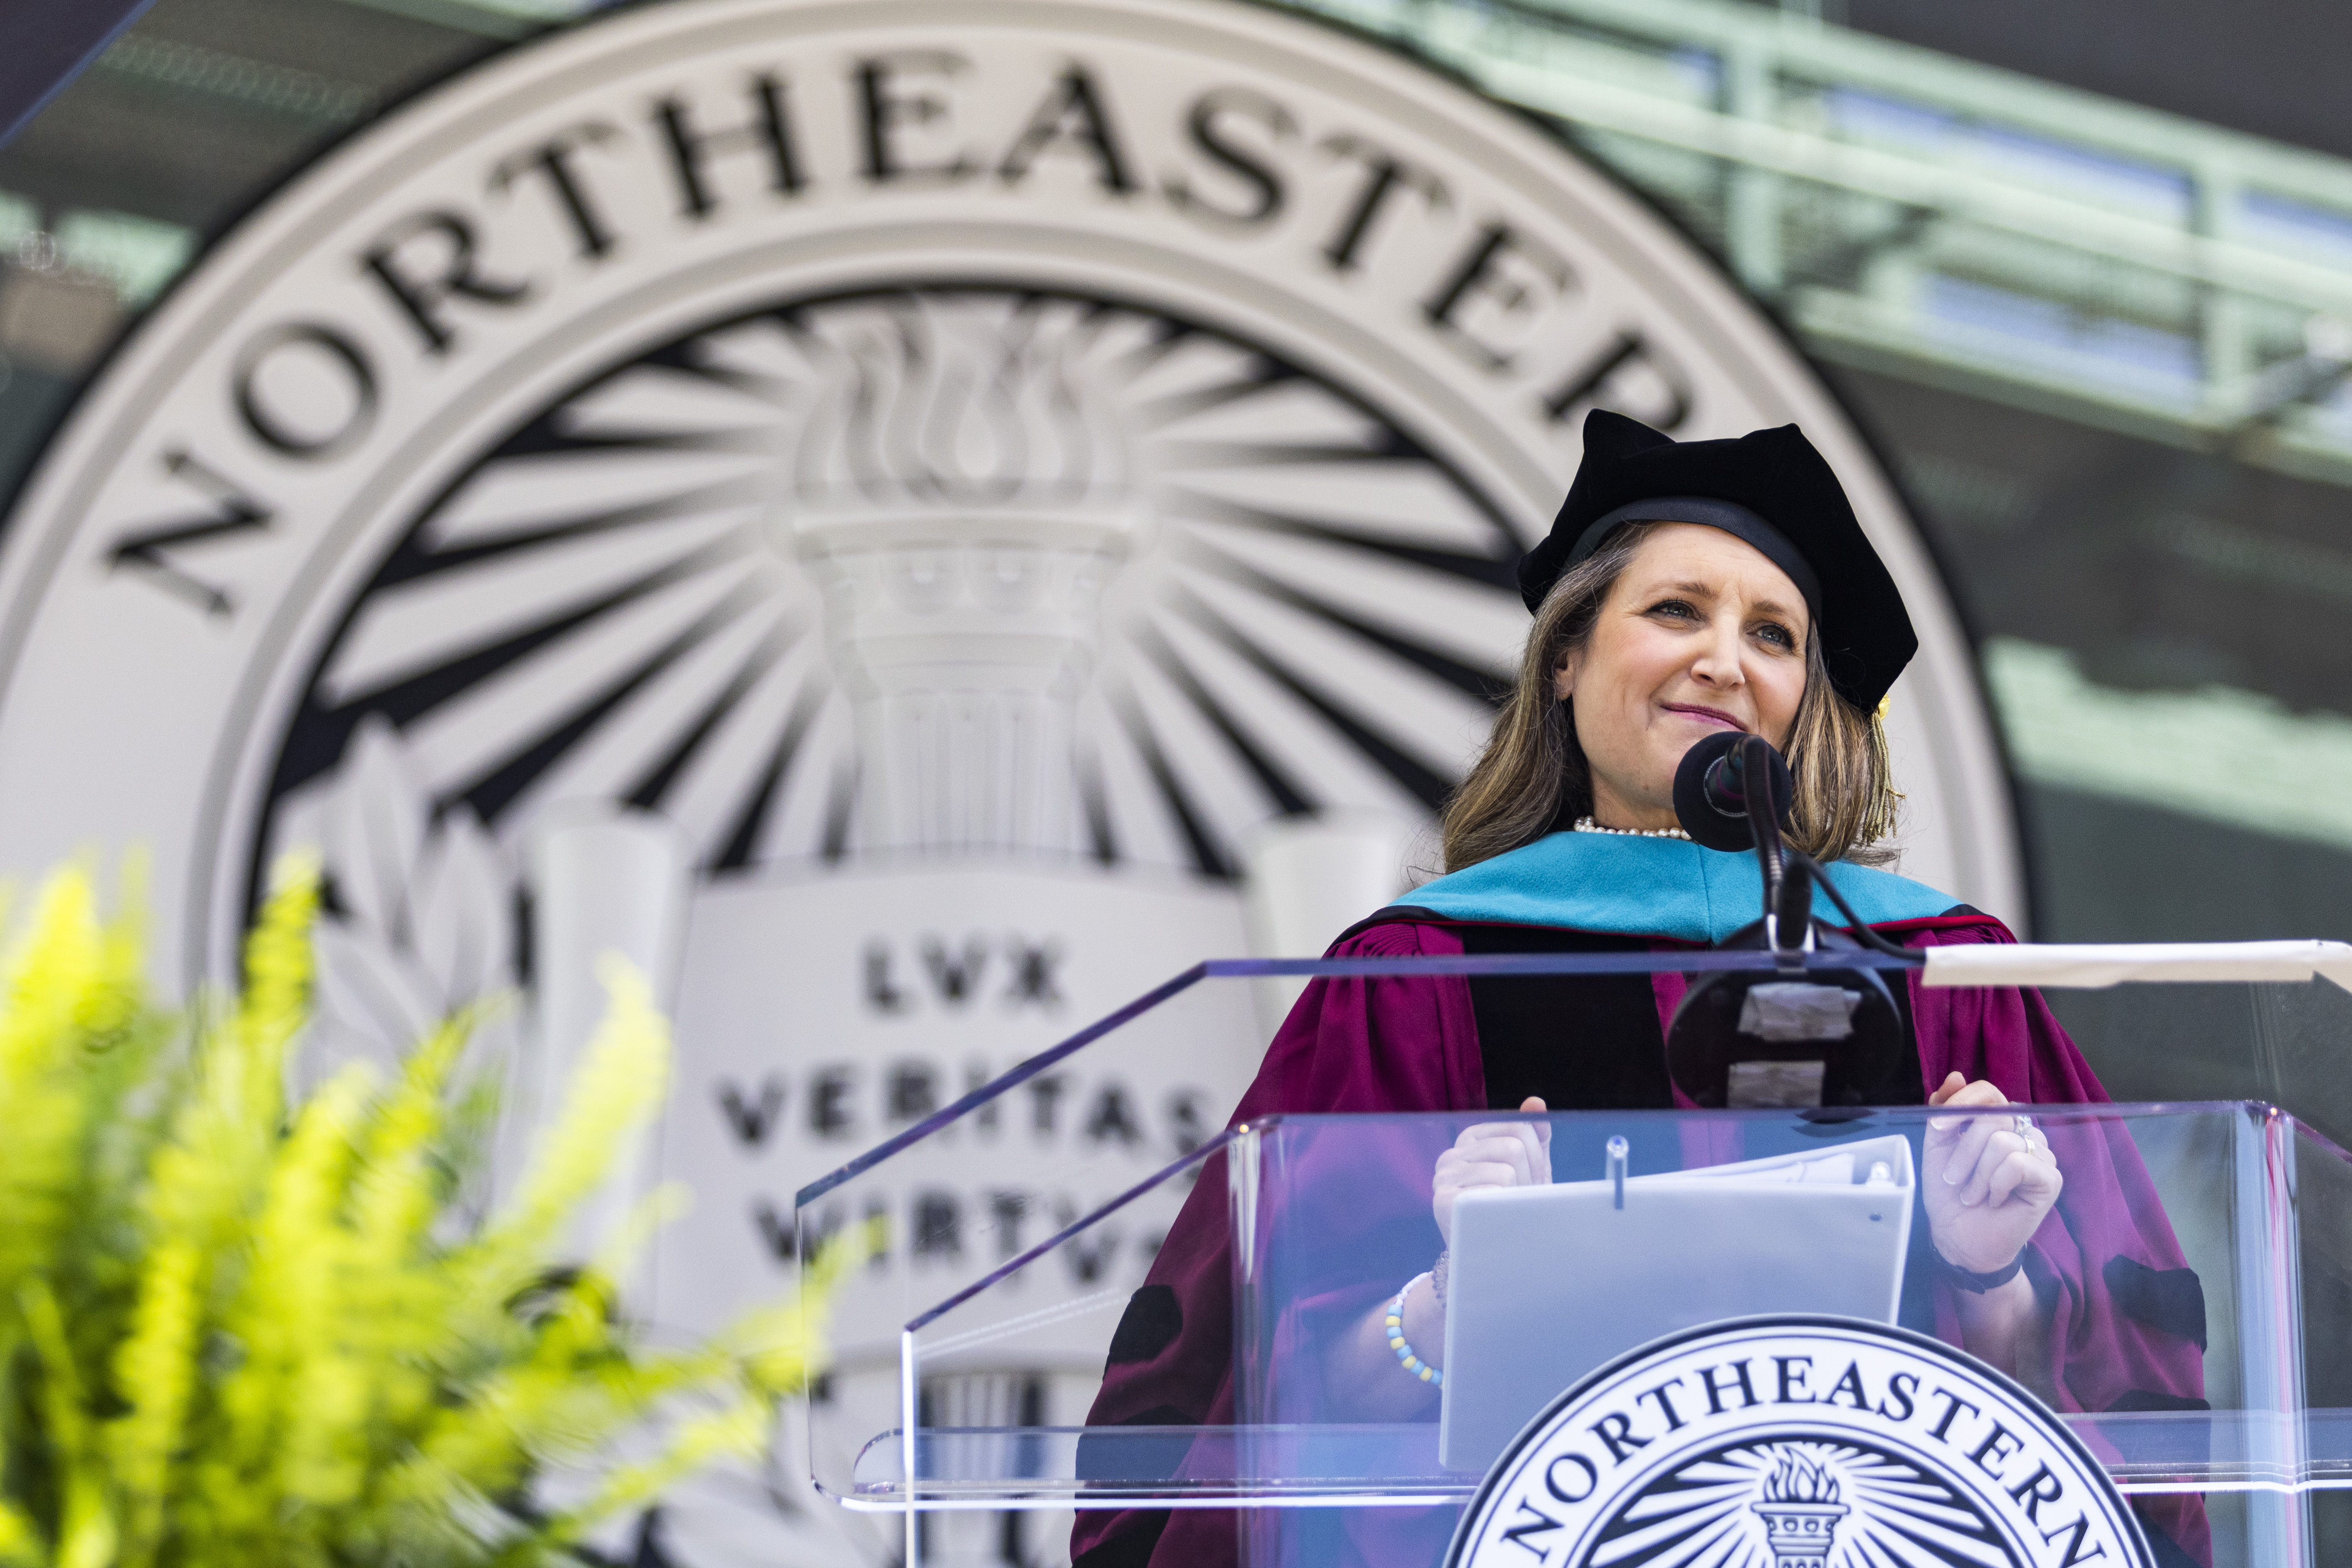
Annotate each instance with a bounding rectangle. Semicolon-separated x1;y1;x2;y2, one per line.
1862;693;1904;844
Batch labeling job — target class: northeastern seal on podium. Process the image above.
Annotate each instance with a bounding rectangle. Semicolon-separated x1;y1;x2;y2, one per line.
1449;1315;2150;1568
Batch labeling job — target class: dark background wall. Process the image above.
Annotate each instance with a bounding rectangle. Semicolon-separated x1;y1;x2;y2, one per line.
1818;365;2352;942
1826;0;2352;162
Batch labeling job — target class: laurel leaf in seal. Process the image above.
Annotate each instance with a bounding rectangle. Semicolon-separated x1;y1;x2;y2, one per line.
324;715;426;947
406;803;511;1012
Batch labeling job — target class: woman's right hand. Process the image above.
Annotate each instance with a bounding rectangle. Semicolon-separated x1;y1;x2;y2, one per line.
1433;1096;1553;1239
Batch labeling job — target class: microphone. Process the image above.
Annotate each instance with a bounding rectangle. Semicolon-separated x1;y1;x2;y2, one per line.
1662;730;1917;1108
1671;730;1794;852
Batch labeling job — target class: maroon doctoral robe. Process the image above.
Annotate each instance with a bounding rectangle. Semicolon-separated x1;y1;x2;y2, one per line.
1072;905;2212;1568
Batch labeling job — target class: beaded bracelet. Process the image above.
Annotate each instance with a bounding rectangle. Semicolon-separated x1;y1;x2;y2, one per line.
1386;1273;1443;1387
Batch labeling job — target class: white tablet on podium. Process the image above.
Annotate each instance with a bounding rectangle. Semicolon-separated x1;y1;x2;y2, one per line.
1437;1134;1915;1472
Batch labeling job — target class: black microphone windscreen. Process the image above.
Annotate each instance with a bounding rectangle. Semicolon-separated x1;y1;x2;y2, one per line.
1672;731;1794;851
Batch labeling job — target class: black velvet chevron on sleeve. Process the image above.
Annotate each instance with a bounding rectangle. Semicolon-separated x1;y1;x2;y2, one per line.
1105;1285;1183;1366
2104;1255;2208;1351
1072;1509;1170;1568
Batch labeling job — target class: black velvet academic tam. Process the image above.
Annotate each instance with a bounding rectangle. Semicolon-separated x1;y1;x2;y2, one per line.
1518;410;1918;712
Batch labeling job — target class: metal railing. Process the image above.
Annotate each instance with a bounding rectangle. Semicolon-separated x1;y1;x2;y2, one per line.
1280;0;2352;485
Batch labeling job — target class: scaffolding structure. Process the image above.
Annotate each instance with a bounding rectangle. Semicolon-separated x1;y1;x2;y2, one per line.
1283;0;2352;486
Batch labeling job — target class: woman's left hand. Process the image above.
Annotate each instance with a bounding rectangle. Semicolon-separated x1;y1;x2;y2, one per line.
1921;1072;2063;1275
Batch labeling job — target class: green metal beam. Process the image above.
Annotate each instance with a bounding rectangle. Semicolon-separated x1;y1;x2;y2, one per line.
1279;0;2352;486
327;0;573;40
89;32;375;124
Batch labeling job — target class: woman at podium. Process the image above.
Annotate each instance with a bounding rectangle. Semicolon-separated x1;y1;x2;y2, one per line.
1073;414;2208;1568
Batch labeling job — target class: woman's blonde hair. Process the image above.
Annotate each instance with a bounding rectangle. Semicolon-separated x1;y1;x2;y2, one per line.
1440;523;1900;872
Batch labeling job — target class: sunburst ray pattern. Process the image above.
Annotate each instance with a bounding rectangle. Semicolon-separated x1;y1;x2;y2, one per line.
263;288;1528;888
1587;1441;2021;1568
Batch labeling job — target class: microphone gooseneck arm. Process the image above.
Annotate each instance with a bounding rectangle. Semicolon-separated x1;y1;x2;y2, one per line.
1775;849;1814;951
1779;844;1927;963
1740;734;1801;955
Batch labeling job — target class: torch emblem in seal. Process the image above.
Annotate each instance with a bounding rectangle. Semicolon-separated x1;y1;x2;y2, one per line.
1750;1446;1850;1568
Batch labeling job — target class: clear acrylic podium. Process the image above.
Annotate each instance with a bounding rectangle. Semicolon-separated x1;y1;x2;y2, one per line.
792;947;2352;1567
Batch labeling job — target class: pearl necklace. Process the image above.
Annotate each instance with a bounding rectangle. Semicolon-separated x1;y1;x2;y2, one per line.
1572;815;1690;841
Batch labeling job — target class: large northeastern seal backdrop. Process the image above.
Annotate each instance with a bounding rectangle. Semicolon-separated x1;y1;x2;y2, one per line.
0;0;2021;1559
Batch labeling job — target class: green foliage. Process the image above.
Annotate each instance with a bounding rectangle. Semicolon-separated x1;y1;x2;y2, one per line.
0;856;829;1568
